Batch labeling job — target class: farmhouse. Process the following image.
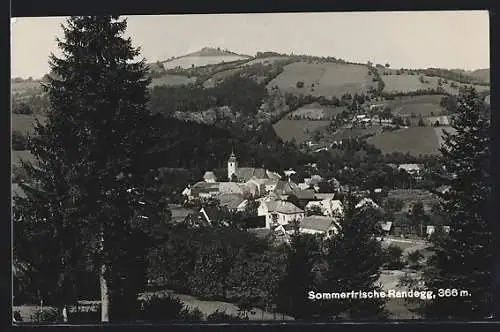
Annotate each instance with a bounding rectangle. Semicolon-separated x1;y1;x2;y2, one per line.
257;199;305;229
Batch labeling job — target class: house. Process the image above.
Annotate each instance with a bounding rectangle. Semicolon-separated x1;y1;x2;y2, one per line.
435;185;451;196
426;225;435;237
258;199;305;229
299;216;339;237
292;189;316;205
235;167;268;182
380;221;393;234
305;199;343;217
284;169;296;178
189;181;221;200
355;198;381;210
203;171;217;183
266;170;282;180
219;182;249;196
398;164;422;176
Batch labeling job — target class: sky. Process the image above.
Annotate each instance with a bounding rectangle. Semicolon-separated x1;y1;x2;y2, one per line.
11;11;490;79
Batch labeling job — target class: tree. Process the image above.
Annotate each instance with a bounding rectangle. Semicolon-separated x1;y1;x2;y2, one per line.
422;87;492;320
13;102;33;115
13;16;166;322
276;231;320;319
385;63;390;69
296;81;305;88
11;130;28;150
418;116;425;127
383;244;404;270
314;193;387;320
306;205;324;216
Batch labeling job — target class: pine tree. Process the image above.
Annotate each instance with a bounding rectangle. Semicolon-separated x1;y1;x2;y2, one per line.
315;194;387;320
14;16;167;322
275;229;320;319
422;87;492;320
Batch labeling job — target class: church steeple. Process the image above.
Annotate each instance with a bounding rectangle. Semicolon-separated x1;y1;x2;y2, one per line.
227;149;238;180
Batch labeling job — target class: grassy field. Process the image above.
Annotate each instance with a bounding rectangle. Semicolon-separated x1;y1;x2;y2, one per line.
366;127;441;156
288;103;346;120
331;127;381;141
387;95;446;118
381;74;490;95
150;74;197;87
242;56;291;66
272;119;330;143
267;62;376;98
11;81;44;97
12;150;35;167
163;55;249;70
12;114;46;135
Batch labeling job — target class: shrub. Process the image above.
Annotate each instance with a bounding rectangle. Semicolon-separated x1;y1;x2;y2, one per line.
138;295;184;321
13;311;23;322
12;130;28;151
296;81;305;88
12;103;33;115
384;244;404;270
407;250;424;268
30;307;61;323
206;309;245;321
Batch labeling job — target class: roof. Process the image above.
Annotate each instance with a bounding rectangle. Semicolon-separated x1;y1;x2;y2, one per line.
315;193;336;200
292;189;316;200
274;181;299;195
191;181;220;194
235;168;268;181
266;170;282;180
398;164;421;171
266;200;304;214
355;198;380;209
203;171;216;181
219;182;245;195
300;216;337;233
381;221;393;231
219;193;246;210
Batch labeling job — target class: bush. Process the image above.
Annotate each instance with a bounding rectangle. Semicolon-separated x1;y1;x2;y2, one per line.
13;103;33;115
407;250;423;268
384;244;404;270
13;311;23;322
206;309;246;321
296;81;305;88
30;307;61;323
138;294;185;322
12;130;28;151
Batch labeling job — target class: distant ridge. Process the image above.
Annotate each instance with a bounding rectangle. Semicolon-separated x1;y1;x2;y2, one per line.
167;47;250;61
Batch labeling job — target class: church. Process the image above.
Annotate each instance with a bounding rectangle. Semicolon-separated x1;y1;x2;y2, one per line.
182;151;281;202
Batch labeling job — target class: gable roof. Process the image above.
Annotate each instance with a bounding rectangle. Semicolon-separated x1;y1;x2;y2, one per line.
356;198;380;210
219;193;246;210
191;181;220;195
314;193;336;201
274;180;299;195
266;200;304;214
293;189;316;200
203;171;217;181
300;216;338;233
236;167;268;182
219;182;245;195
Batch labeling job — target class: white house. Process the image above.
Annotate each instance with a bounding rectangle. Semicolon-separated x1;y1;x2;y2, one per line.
299;216;340;237
398;164;422;176
355;198;381;210
305;199;343;217
258;199;305;229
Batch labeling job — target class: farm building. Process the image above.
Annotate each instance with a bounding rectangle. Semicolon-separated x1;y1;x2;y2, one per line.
299;216;339;237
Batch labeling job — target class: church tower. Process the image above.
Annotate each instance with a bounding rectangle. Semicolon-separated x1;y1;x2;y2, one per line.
228;149;238;181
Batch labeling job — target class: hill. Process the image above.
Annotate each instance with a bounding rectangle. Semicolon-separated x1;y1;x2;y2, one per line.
162;47;251;70
267;61;377;98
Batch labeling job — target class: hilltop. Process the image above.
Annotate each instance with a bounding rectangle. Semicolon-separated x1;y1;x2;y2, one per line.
160;47;252;70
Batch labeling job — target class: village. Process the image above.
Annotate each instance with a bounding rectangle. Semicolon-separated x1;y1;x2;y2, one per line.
177;149;451;245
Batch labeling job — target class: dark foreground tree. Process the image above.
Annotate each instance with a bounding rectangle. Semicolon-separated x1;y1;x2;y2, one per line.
314;194;388;320
422;87;492;320
275;227;320;319
13;16;167;322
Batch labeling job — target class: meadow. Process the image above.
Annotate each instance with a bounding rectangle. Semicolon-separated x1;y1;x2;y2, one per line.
272;119;330;143
381;74;490;95
150;75;197;87
366;127;442;156
288;103;346;120
387;95;446;118
266;62;376;98
12;114;46;135
163;56;249;70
